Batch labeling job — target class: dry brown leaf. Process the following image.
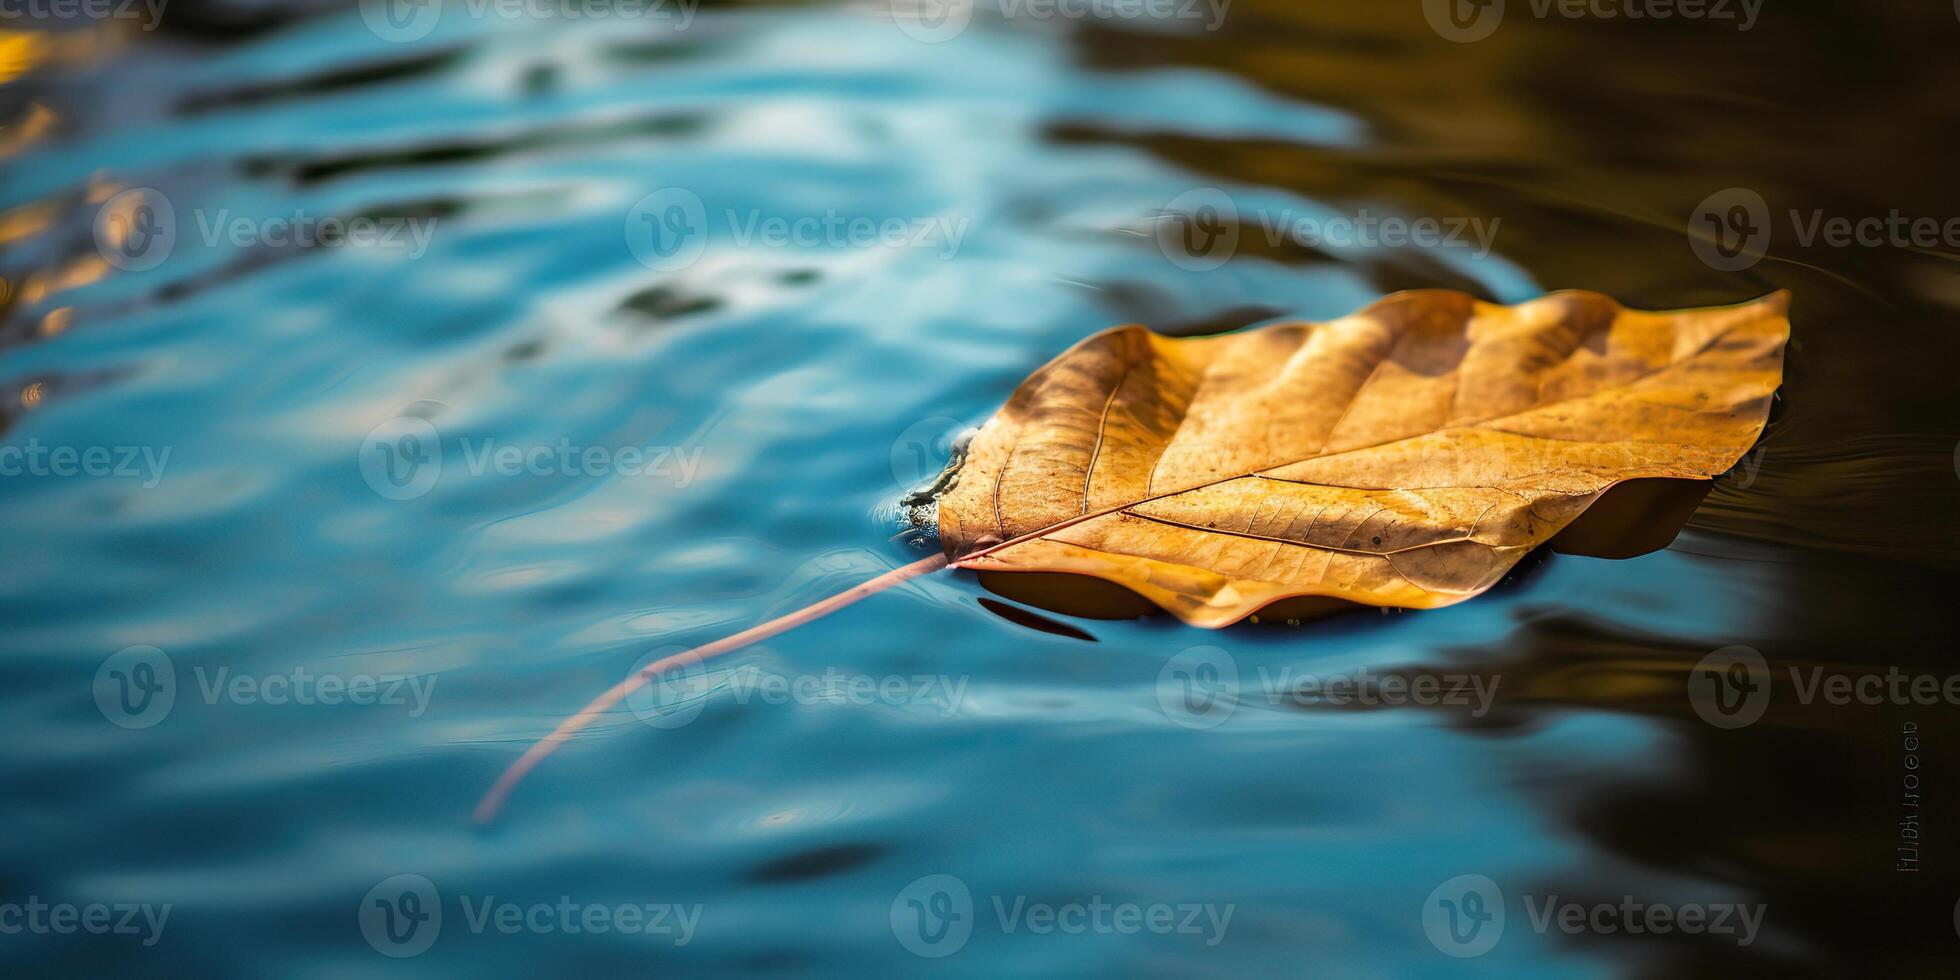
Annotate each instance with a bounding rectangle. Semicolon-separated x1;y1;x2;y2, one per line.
476;288;1792;822
939;290;1790;627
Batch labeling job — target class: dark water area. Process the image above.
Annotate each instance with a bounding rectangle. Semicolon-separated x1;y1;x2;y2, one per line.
2;1;1958;976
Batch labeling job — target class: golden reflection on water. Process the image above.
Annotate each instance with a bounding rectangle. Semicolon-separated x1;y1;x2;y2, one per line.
0;198;55;244
0;23;125;87
38;305;71;337
0;101;55;157
0;31;49;85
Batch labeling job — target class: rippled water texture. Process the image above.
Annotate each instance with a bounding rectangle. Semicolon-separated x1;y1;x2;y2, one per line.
3;3;1959;976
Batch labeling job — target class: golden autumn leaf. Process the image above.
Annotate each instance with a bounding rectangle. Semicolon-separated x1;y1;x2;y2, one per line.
938;290;1790;627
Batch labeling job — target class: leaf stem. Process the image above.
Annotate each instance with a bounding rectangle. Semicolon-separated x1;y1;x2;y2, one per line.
474;551;951;825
